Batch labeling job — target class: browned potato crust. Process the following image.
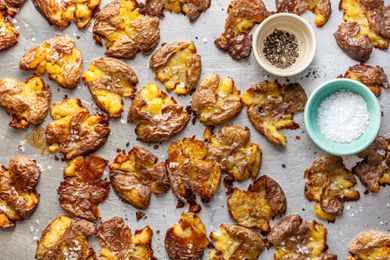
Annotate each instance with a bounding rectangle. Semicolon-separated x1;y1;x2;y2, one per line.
305;155;360;222
227;175;286;233
46;98;110;159
167;137;221;205
19;36;83;89
128;82;189;143
0;156;40;228
192;73;242;126
352;136;390;193
109;146;170;209
35;215;96;260
150;41;201;95
267;214;337;260
0;0;26;16
241;81;307;147
209;224;265;259
348;230;390;259
0;76;50;129
214;0;269;60
97;216;155;259
93;0;160;59
145;0;210;21
83;57;138;118
204;125;262;181
59;155;110;221
0;11;18;51
165;212;209;259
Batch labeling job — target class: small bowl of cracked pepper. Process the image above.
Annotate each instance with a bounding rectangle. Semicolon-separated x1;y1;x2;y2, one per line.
253;13;316;77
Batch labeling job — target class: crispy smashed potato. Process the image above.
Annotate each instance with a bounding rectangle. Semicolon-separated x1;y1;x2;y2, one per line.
109;146;170;209
305;155;360;222
242;81;307;147
352;136;390;193
46;98;110;159
0;156;40;228
348;230;390;259
215;0;269;60
93;0;160;59
267;214;337;260
19;36;83;89
83;57;138;118
0;11;18;51
167;137;221;205
150;41;201;95
192;73;242;126
97;216;155;259
227;175;286;233
35;215;96;259
128;82;189;143
204;125;262;181
145;0;210;21
0;0;26;16
165;212;209;259
209;224;265;260
59;155;110;221
0;76;50;129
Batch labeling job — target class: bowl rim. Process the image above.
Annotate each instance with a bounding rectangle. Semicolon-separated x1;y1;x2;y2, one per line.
304;78;381;156
252;13;316;77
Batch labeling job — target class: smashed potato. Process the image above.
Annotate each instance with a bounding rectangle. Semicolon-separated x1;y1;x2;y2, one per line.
145;0;210;21
192;73;242;126
93;0;160;59
35;215;96;259
165;212;209;259
348;230;390;259
46;98;110;159
305;155;360;222
267;214;337;260
0;156;40;228
0;11;18;51
214;0;269;60
167;136;221;205
353;136;390;193
83;57;138;118
109;146;170;209
242;81;307;146
209;224;265;260
0;0;25;16
97;216;155;259
128;82;189;143
150;41;201;95
0;76;50;129
204;125;262;181
19;36;83;89
227;175;286;233
59;155;110;221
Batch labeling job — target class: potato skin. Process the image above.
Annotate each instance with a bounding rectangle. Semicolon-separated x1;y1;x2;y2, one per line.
0;0;26;16
348;230;390;259
145;0;210;21
0;11;18;51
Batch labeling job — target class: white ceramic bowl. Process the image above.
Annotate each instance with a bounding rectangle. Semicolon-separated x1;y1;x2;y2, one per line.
252;13;316;77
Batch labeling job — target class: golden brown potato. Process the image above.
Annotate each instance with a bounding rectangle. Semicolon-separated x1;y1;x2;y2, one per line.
109;146;170;209
204;125;262;181
348;230;390;259
93;0;160;59
128;82;189;143
305;155;360;222
32;0;100;29
145;0;210;21
192;73;242;126
59;155;110;221
267;214;337;260
352;136;390;193
227;175;286;233
0;156;40;229
167;136;221;205
97;216;155;260
209;224;265;260
214;0;269;60
0;11;18;51
46;98;110;160
165;212;209;259
0;76;50;129
241;81;307;147
150;41;201;95
83;57;138;118
19;36;83;89
35;215;96;260
0;0;26;16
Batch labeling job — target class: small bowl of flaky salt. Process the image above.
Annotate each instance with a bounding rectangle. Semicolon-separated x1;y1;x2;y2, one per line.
304;78;381;156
